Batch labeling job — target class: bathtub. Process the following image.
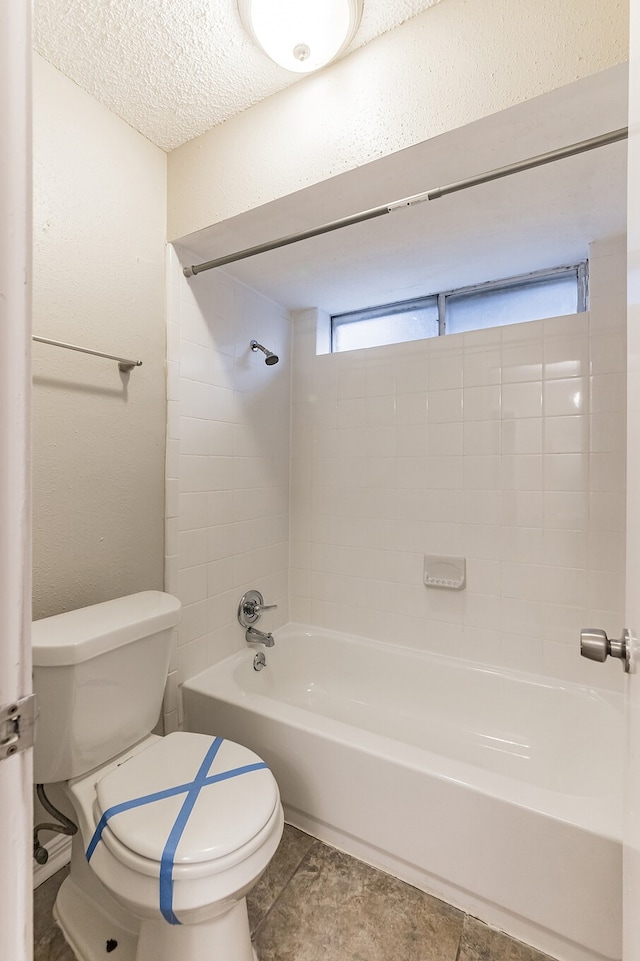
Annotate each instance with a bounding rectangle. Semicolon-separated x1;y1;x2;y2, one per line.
182;624;623;961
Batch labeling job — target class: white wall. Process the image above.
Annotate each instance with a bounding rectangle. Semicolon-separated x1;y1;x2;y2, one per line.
167;0;628;240
164;248;291;729
32;56;168;619
290;238;626;689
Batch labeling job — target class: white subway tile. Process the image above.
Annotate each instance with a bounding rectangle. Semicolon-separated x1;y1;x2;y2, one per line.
179;492;208;531
179;599;209;645
395;357;428;394
500;597;544;638
587;530;626;573
543;334;589;380
366;394;397;427
501;454;543;491
543;453;589;491
501;562;544;601
502;381;542;419
590;331;626;375
543;491;589;530
543;566;587;607
590;412;626;454
428;455;464;490
180;339;210;383
589;492;626;532
543;378;586;416
428;389;462;423
502;526;544;565
338;396;367;429
178;528;208;569
337;365;367;399
463;385;501;421
208;523;235;562
428;350;463;390
544;415;588;454
177;564;208;606
464;420;501;455
590;373;626;414
500;490;544;528
544;529;587;569
177;635;209;684
207;556;235;596
180;418;209;456
208;420;235;456
501;340;543;385
586;570;625;615
501;418;542;454
589;452;626;492
463;490;502;526
463;348;501;387
463;455;501;490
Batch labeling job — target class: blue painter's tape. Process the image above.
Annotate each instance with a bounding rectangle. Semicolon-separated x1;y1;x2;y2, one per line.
159;735;223;923
86;778;198;863
85;736;269;925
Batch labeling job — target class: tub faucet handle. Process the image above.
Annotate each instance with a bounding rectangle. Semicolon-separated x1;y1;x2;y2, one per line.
250;600;278;615
238;589;277;629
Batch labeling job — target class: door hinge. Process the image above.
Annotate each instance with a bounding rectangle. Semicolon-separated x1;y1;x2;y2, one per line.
0;694;37;761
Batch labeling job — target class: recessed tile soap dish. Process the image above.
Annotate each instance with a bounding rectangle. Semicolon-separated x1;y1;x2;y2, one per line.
424;554;466;590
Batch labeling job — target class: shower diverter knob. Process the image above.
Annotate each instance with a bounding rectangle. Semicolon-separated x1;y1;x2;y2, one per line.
580;627;631;672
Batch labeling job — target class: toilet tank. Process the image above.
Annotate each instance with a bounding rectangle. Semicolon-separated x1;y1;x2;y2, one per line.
32;591;181;784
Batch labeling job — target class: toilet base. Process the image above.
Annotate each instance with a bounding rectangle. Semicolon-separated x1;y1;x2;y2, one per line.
54;872;259;961
54;874;138;961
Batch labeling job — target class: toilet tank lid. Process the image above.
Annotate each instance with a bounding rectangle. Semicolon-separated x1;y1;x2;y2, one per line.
32;591;181;666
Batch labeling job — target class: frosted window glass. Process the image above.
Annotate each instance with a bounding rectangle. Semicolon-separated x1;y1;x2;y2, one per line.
446;275;578;335
332;303;439;352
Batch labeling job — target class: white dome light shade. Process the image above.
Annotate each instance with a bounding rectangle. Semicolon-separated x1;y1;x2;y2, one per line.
238;0;363;74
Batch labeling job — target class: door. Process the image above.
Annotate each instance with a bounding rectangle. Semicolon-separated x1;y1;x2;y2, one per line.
626;1;640;957
0;3;33;960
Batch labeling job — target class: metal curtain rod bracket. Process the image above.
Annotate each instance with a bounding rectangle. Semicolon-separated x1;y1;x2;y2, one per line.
32;336;143;373
183;126;628;279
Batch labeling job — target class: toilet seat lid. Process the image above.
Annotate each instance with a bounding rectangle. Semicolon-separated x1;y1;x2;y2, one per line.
94;732;279;865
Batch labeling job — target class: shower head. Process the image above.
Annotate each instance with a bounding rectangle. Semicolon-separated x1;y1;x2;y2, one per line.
250;340;279;366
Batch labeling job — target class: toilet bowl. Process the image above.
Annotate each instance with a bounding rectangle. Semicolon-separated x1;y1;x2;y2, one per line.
32;592;284;961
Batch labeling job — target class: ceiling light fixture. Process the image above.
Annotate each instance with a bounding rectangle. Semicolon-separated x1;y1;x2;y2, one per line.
238;0;363;74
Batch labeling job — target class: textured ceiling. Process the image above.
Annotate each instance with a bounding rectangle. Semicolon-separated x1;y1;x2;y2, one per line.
34;0;442;151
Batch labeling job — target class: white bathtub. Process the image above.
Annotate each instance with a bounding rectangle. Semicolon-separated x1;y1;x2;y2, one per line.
182;624;623;961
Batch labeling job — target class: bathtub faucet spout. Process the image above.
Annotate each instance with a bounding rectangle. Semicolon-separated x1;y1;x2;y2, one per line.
246;626;275;648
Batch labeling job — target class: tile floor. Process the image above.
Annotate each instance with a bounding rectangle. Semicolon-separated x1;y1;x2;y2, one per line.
35;824;556;961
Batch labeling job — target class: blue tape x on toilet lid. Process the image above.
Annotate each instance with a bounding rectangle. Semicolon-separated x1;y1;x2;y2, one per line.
94;732;279;865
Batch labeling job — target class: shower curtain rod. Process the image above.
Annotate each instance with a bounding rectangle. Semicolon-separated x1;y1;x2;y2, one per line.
32;335;143;372
183;126;628;279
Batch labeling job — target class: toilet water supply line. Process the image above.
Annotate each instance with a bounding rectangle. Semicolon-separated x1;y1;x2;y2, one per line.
33;783;78;865
182;127;628;278
85;736;267;925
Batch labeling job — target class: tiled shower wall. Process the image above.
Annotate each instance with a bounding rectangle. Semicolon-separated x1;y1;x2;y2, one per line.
289;238;627;690
163;247;291;728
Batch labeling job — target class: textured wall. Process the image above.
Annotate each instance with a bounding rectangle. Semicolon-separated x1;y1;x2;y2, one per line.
32;56;168;619
168;0;629;240
289;238;627;691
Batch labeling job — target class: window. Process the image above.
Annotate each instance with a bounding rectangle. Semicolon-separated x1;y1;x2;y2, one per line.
332;297;439;352
331;263;587;353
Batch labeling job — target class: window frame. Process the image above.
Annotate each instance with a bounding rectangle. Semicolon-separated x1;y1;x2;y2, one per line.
330;262;588;352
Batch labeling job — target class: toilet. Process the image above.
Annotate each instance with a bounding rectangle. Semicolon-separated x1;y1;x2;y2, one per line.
32;591;284;961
